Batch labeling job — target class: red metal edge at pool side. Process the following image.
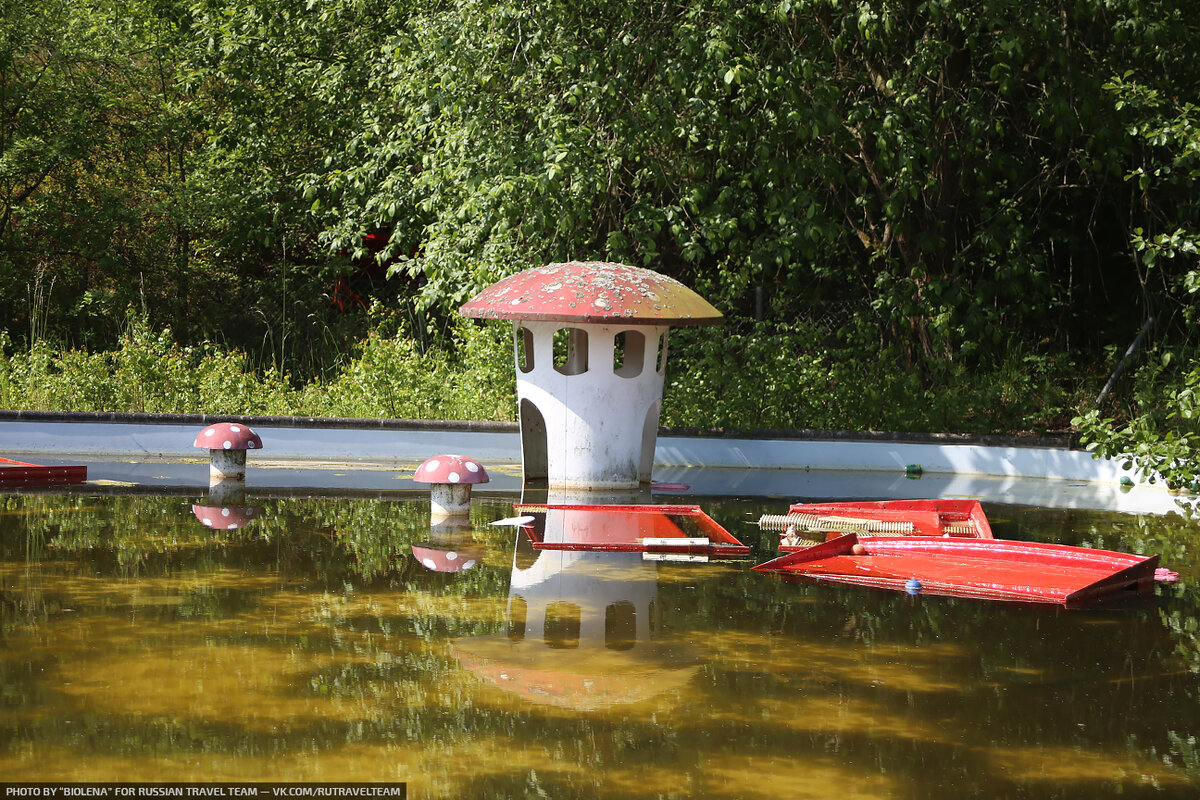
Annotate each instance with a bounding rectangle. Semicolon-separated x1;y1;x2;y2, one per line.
0;457;87;487
753;532;1163;608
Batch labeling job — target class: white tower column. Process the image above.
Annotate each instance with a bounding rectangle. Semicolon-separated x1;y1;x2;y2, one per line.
515;321;668;489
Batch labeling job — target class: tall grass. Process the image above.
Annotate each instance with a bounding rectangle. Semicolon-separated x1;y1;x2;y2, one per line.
660;323;1091;435
0;313;516;421
0;314;1089;435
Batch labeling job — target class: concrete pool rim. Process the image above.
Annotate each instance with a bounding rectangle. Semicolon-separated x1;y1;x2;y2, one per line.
1;409;1186;516
0;408;1125;482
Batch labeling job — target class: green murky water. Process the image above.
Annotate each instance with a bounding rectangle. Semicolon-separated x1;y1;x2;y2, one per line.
2;492;1200;798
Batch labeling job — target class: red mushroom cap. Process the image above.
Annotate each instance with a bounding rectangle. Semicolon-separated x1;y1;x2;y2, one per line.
194;422;263;451
459;261;723;326
413;454;490;485
412;543;481;572
192;504;259;530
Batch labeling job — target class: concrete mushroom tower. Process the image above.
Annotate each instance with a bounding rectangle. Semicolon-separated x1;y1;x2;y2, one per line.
459;261;722;490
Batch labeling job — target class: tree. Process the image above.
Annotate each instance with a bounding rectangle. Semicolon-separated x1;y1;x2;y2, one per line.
181;0;418;376
0;0;200;347
306;0;1195;371
1074;73;1200;491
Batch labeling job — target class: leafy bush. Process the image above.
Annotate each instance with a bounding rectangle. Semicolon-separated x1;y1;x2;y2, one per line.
661;322;1084;434
0;316;301;416
0;312;514;421
1074;346;1200;490
0;314;1084;436
297;311;515;420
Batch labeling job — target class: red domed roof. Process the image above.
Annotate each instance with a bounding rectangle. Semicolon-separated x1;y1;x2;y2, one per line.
459;262;722;326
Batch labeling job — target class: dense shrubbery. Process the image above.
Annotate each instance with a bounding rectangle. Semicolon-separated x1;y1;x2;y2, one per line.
2;0;1200;481
663;324;1086;433
0;314;1088;435
0;311;518;422
0;317;303;416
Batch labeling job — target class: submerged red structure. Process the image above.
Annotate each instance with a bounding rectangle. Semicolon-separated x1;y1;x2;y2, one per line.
753;532;1165;608
760;498;993;551
0;457;86;488
512;503;750;559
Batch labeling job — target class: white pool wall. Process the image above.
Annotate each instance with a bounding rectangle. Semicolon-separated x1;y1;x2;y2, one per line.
0;411;1132;483
0;412;1180;514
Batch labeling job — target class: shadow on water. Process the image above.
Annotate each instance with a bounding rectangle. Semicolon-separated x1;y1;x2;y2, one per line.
0;492;1199;798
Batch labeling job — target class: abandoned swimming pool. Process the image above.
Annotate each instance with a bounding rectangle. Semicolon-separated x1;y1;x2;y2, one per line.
1;486;1198;798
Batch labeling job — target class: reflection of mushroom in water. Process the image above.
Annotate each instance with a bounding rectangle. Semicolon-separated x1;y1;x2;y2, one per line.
411;543;480;573
191;504;259;531
194;422;263;484
413;454;489;519
412;517;485;573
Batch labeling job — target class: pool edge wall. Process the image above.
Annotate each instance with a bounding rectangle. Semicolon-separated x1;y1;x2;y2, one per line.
0;411;1132;485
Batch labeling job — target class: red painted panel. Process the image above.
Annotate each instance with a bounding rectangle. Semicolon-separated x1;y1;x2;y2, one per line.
754;532;1163;608
513;503;749;557
0;458;86;487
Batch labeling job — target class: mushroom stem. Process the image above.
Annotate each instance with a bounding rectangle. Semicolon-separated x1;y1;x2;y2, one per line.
209;448;248;483
430;483;473;519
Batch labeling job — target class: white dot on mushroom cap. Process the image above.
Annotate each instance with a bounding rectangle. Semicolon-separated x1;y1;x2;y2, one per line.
223;440;233;449
221;508;231;516
205;428;216;437
247;442;256;448
201;517;213;526
227;523;239;530
422;558;437;569
462;559;476;569
425;459;440;472
230;425;241;432
448;471;460;483
446;551;458;561
465;461;479;472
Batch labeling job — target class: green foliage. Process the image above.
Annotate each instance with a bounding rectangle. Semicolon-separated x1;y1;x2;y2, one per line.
0;0;201;347
1073;66;1200;490
662;322;1084;434
0;315;302;415
0;312;515;421
304;0;1200;371
302;314;515;421
1074;345;1200;490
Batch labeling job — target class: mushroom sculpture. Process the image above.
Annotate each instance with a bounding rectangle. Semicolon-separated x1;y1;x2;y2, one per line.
413;454;489;519
458;261;722;491
194;422;263;484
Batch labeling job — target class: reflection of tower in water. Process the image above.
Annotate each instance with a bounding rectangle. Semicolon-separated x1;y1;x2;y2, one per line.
506;531;659;655
452;495;703;710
